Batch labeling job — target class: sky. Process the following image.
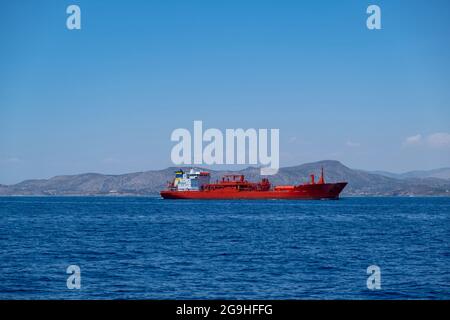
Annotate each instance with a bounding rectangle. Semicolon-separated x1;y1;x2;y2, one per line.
1;0;450;184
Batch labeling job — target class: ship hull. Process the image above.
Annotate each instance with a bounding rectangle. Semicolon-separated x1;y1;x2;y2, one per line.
160;182;347;200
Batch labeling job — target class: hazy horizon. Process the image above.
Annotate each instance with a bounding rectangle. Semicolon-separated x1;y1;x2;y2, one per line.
2;159;450;186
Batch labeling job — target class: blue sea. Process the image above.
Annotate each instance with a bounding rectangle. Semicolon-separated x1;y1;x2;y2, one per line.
0;196;449;300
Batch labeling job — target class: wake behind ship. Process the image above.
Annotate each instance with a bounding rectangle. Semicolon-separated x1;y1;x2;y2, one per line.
160;168;347;200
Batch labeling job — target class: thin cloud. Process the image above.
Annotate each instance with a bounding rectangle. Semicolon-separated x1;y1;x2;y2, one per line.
427;132;450;148
1;157;23;164
346;141;361;148
403;133;450;148
403;134;423;146
102;157;121;164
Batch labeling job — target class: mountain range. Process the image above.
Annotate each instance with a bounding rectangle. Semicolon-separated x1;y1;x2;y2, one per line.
370;168;450;180
1;160;449;196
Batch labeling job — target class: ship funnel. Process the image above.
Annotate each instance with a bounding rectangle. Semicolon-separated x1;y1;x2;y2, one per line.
318;167;325;184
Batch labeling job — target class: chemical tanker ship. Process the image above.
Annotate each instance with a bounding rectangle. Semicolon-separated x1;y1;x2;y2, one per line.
160;168;347;200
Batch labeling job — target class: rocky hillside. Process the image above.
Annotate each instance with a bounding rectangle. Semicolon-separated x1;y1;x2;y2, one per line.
1;160;449;196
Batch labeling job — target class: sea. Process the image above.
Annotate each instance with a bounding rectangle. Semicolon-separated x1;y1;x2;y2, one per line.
0;196;449;300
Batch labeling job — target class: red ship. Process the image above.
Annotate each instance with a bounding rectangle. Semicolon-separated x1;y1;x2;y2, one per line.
160;168;347;200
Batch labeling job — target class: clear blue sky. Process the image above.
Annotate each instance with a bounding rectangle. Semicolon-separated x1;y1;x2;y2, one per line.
1;0;450;184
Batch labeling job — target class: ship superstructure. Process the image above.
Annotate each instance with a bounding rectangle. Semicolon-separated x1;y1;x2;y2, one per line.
173;169;211;191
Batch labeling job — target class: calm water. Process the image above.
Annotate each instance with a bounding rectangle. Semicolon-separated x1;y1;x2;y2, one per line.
0;196;449;299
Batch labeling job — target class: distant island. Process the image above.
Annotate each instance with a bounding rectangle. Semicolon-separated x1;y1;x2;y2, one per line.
1;160;449;196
